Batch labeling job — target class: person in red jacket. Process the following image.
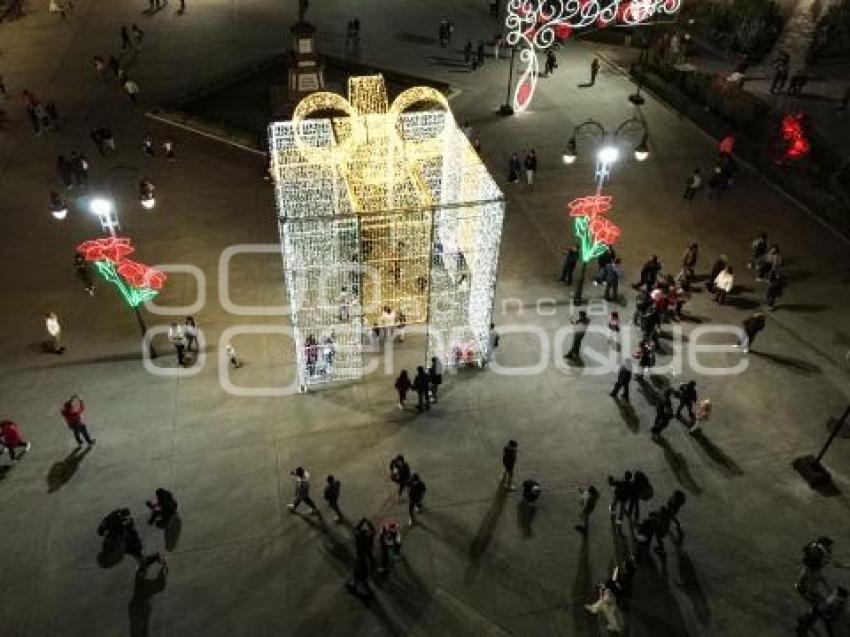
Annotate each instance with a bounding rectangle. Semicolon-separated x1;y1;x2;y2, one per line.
60;394;95;446
0;420;31;461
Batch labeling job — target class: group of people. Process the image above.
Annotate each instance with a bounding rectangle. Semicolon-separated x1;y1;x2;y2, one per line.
394;357;442;411
22;88;60;135
167;316;200;366
507;149;537;187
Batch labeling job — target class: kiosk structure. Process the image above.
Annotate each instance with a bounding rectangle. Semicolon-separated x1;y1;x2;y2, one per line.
269;75;504;389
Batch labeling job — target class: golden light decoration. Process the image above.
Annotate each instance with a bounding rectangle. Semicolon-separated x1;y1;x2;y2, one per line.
270;75;504;389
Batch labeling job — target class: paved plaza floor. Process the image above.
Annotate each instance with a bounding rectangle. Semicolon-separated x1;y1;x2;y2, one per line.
1;1;850;636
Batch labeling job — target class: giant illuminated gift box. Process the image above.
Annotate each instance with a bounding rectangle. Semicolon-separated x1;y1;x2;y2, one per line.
269;75;505;389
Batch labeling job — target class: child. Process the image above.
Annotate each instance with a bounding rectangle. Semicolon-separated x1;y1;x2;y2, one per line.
607;311;620;353
689;398;711;434
225;342;242;368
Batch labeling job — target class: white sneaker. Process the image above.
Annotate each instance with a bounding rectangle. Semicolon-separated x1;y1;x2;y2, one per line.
287;504;296;512
24;442;32;452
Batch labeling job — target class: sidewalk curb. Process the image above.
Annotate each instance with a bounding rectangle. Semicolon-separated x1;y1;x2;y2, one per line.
144;111;265;156
596;49;850;247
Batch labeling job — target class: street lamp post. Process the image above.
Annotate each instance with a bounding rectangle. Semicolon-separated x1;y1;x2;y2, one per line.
499;44;516;116
562;117;650;304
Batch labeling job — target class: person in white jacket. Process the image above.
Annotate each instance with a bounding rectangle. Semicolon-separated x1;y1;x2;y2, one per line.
713;266;734;304
45;312;64;354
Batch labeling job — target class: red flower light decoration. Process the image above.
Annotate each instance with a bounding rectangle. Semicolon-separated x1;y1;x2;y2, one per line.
76;236;166;307
781;113;810;160
77;237;134;263
566;194;621;262
568;195;613;218
589;216;622;246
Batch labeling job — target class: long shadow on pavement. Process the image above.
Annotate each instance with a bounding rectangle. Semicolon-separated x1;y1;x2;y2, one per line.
749;350;822;375
614;397;640;433
570;533;598;635
653;436;703;494
465;485;508;584
128;566;168;637
689;431;744;476
675;548;712;628
46;446;92;493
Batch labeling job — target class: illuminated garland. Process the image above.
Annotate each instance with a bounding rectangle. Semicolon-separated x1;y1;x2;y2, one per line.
505;0;682;112
567;194;621;261
76;237;166;307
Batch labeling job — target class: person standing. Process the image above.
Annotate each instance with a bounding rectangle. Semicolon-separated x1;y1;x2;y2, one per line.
146;488;178;527
60;394;95;445
689;398;711;434
407;473;426;526
287;467;319;514
680;242;699;279
389;455;411;500
683;168;702;199
737;312;766;353
706;255;727;293
394;370;412;410
574;483;599;535
603;257;623;302
0;420;31;461
713;265;734;304
501;439;518;490
168;322;186;365
675;380;698;423
225;342;242;368
378;519;402;574
74;252;95;295
666;490;686;542
131;24;144;49
560;245;579;284
476;41;485;68
566;311;590;361
765;270;785;310
523;149;537;187
413;366;430;411
707;165;724;199
589;58;600;85
124;78;140;105
184;316;198;353
607;311;621;353
544;49;557;76
354;518;376;573
650;389;675;440
163;139;176;161
635;255;661;292
486;323;499;365
770;52;790;94
143;132;155;156
427;357;443;404
45;312;65;354
507;152;520;184
323;474;342;522
757;244;781;281
610;360;632;402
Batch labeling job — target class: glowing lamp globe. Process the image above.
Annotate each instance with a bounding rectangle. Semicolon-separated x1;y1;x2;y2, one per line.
90;197;114;216
140;196;156;210
597;146;619;164
51;207;68;220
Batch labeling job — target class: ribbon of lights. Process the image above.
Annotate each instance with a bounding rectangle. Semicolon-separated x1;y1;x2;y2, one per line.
568;194;621;262
505;0;682;112
76;237;166;307
270;75;505;387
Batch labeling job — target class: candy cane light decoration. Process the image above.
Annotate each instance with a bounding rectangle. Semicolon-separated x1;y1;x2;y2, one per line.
505;0;682;112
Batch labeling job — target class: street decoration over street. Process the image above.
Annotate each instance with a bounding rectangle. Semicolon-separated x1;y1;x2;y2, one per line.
781;113;810;160
76;237;167;307
505;0;682;112
568;194;621;262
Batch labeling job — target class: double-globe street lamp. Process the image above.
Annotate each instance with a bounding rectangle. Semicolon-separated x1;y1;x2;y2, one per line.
562;116;649;304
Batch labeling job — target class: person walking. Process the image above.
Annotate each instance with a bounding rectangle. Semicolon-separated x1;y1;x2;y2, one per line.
566;311;590;361
0;420;31;461
323;474;342;522
675;380;698;424
124;517;167;574
610;360;632;402
737;312;766;353
143;132;155;156
707;165;724;199
507;152;520;184
146;488;178;527
287;467;319;514
501;439;518;490
770;52;790;94
378;519;402;574
797;586;848;636
74;252;95;295
168;322;186;365
634;255;661;292
713;265;734;304
131;24;144;49
683;168;702;199
574;483;599;535
650;389;675;440
523;149;537;187
607;311;621;353
653;506;672;555
634;339;655;377
680;242;699;280
60;394;95;445
765;269;785;310
544;49;557;76
603;257;623;302
627;470;652;522
407;473;426;526
394;369;412;410
706;255;727;293
121;25;132;51
666;490;686;542
413;366;430;411
560;245;579;284
45;311;65;354
389;454;411;500
607;471;633;527
589;57;600;85
757;244;781;281
486;322;500;365
184;316;198;353
163;139;176;161
427;357;443;404
225;342;242;368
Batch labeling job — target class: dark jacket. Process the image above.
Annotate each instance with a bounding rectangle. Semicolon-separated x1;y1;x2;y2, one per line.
617;364;632;383
408;478;426;504
502;444;517;470
324;479;341;503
